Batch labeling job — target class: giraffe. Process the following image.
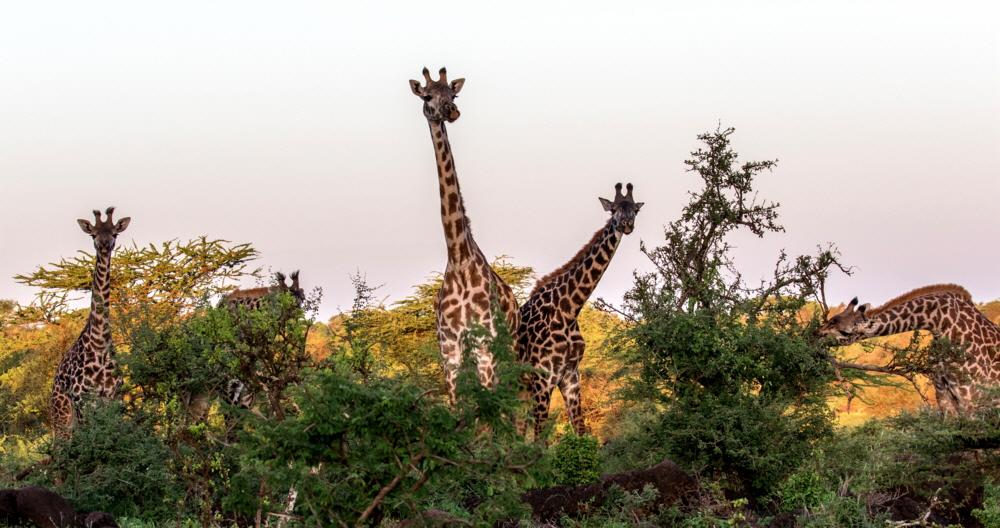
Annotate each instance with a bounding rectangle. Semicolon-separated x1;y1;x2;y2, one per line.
214;270;305;409
221;271;305;312
817;284;1000;415
50;207;130;439
409;67;520;404
518;183;643;437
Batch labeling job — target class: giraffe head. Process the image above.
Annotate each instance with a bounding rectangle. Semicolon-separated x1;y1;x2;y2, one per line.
287;270;305;307
598;183;644;234
816;297;873;344
77;207;130;253
274;271;306;308
409;67;465;123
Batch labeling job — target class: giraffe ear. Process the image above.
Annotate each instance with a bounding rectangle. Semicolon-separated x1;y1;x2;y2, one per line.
114;217;131;233
450;78;465;94
78;219;96;235
409;79;424;97
634;202;644;212
599;197;614;211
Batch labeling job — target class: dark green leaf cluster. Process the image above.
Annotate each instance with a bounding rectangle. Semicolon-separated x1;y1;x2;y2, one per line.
233;306;549;527
552;433;601;487
29;399;180;520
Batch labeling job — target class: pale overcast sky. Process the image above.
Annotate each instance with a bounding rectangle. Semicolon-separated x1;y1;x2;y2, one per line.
2;1;998;321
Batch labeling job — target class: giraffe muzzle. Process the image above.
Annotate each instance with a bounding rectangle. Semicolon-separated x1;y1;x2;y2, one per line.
444;104;460;122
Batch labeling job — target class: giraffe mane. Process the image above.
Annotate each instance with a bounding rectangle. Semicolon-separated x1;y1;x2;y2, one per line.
866;284;972;317
530;223;607;297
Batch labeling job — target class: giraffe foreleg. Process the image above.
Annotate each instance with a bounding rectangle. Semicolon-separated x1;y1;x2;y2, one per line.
49;388;75;440
532;373;558;440
559;368;588;436
439;341;461;407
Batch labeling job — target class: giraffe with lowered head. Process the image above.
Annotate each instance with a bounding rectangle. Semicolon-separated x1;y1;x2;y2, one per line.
518;183;642;436
817;284;1000;415
50;207;130;438
215;271;306;409
410;67;520;404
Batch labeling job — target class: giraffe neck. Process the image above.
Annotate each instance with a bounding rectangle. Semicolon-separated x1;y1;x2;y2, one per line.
863;293;968;341
548;222;622;316
428;120;476;266
86;245;114;356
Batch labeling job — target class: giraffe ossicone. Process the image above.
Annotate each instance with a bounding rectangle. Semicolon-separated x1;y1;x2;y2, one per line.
410;67;520;405
518;183;643;437
50;207;130;439
817;284;1000;415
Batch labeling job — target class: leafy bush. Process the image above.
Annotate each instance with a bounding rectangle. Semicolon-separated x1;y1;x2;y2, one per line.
232;308;550;527
553;433;601;486
972;479;1000;528
600;126;848;497
778;462;833;512
33;399;181;520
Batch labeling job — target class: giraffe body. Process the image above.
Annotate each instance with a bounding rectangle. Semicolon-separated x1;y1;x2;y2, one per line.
410;67;520;403
50;208;130;438
519;184;642;436
818;284;1000;414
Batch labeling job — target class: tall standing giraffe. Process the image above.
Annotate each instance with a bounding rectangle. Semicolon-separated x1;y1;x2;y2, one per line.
409;67;520;404
817;284;1000;415
519;183;643;436
50;207;130;438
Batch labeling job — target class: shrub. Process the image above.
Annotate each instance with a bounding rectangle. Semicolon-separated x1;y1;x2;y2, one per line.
35;399;181;520
553;433;601;486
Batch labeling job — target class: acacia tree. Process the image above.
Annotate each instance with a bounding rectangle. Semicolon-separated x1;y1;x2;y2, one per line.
605;126;852;497
14;237;259;326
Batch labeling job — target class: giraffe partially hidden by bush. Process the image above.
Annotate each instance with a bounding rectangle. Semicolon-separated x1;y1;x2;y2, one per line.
518;183;642;437
409;67;520;404
50;207;130;439
818;284;1000;415
211;271;305;409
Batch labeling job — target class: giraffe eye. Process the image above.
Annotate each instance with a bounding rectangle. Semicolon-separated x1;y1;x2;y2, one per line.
422;95;432;102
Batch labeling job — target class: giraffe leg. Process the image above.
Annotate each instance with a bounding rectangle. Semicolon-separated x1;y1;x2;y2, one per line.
49;389;74;440
439;342;461;407
532;374;557;441
932;372;963;416
475;344;497;390
559;368;588;436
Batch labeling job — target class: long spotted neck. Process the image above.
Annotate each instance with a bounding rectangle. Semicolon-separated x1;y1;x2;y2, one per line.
861;295;960;341
429;119;476;265
86;244;114;356
551;222;622;316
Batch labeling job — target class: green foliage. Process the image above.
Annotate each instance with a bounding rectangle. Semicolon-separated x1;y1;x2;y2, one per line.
603;126;847;497
778;463;833;512
972;479;1000;528
32;399;181;520
0;310;86;438
797;496;891;528
234;306;549;527
553;433;601;486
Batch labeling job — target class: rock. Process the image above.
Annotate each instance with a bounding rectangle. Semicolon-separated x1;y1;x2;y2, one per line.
768;509;808;528
77;511;119;528
521;459;697;523
0;485;77;528
885;497;950;526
